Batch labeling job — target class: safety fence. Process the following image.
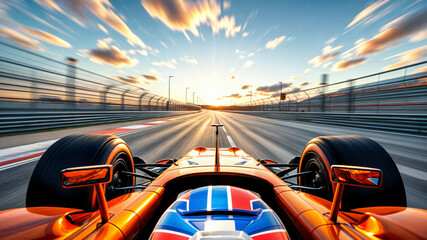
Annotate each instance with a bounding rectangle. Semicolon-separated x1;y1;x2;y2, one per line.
0;41;200;112
229;112;427;136
0;111;197;134
227;61;427;113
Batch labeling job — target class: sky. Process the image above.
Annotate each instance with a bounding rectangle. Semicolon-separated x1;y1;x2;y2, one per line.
0;0;426;105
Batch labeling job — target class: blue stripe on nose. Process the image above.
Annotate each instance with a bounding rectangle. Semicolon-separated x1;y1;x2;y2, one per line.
211;185;228;210
189;186;209;211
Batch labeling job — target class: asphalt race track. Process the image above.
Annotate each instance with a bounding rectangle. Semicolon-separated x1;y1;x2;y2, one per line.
0;110;426;211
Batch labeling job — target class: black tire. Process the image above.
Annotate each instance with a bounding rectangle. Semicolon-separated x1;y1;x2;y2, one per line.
26;134;134;210
298;135;406;210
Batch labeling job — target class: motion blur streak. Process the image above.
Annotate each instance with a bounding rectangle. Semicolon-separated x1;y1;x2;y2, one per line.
0;111;425;211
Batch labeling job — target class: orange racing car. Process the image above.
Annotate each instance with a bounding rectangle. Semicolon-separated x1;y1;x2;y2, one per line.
0;125;426;239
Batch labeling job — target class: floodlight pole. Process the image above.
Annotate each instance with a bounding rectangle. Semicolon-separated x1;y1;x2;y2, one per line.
185;87;189;103
279;82;282;111
168;76;174;111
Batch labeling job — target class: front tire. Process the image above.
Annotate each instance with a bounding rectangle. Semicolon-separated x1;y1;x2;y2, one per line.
298;135;406;210
26;134;134;210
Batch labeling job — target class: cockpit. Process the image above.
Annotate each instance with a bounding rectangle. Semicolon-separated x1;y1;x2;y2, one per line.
150;185;290;240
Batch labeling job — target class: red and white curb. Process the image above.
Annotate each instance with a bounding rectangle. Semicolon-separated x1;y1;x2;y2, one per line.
0;117;181;171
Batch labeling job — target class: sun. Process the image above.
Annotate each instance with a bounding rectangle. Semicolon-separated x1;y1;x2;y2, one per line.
212;98;225;106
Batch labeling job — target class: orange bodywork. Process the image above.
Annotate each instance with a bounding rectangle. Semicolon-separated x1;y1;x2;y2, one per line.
0;147;426;239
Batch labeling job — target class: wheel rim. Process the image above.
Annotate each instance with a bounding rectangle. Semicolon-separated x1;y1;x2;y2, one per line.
301;154;330;199
106;153;132;201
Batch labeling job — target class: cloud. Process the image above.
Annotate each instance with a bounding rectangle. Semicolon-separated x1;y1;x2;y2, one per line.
265;35;285;49
149;68;161;75
242;60;254;69
36;0;146;49
114;75;140;84
0;26;42;51
142;74;159;81
380;12;410;32
223;1;230;10
211;15;241;37
223;93;242;98
235;49;245;54
241;84;252;90
409;29;427;42
141;0;241;40
35;0;64;14
290;76;298;80
283;87;301;94
355;38;365;45
332;58;367;71
323;62;333;68
97;23;108;34
361;3;394;27
383;46;427;70
19;27;71;48
340;39;365;60
160;41;168;48
152;59;177;69
256;82;292;93
326;37;337;44
3;1;69;36
87;39;138;67
300;82;310;87
304;68;311;73
180;56;198;64
309;45;342;66
0;2;10;24
308;52;339;66
237;49;254;59
137;49;148;56
357;8;427;56
347;0;389;28
322;45;343;55
242;32;249;37
35;0;85;27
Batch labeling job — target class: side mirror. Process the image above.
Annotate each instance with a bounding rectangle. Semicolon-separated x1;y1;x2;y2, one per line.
331;165;382;188
61;165;113;188
61;165;113;223
329;165;382;222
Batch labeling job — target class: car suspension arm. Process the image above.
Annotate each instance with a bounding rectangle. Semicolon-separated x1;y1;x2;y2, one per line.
281;171;312;180
122;171;156;181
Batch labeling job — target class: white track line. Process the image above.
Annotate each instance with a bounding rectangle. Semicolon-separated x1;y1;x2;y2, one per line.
0;156;41;171
218;119;236;147
396;164;427;181
0;139;57;162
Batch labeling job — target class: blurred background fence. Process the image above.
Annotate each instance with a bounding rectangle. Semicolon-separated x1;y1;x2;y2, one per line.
0;41;200;112
0;40;426;134
226;61;427;113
